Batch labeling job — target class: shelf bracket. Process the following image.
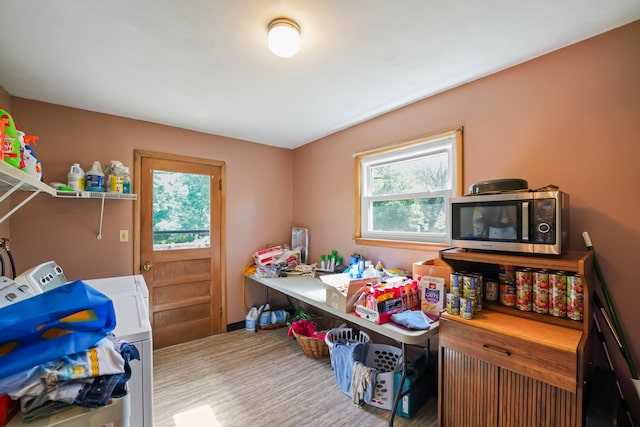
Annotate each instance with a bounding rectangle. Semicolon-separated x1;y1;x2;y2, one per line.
97;196;106;240
0;189;43;223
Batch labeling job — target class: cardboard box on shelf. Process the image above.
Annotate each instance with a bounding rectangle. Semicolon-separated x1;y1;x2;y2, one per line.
319;274;379;313
412;259;451;287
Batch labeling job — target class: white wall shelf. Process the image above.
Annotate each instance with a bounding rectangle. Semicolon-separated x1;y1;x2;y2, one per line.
0;161;55;223
0;160;136;238
54;190;137;200
55;191;137;240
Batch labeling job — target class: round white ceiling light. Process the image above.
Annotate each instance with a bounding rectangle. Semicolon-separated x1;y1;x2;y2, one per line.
268;18;301;58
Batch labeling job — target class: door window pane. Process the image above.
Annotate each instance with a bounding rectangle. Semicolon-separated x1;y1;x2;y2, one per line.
152;170;210;250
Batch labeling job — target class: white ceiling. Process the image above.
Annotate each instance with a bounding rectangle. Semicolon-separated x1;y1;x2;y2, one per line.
1;1;638;149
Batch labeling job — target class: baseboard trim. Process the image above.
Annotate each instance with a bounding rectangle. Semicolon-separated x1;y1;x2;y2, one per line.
227;321;245;332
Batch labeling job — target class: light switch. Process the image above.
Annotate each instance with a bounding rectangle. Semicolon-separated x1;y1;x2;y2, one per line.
119;230;129;242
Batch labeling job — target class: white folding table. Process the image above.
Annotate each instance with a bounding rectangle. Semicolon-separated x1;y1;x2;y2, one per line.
248;275;439;426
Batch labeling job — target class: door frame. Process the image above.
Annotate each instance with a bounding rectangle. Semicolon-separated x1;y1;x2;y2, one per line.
133;150;227;332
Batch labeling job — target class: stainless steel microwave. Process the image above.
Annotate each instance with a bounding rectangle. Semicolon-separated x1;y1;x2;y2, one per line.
450;190;569;255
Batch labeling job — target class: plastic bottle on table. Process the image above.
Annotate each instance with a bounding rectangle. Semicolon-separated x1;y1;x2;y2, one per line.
362;261;379;278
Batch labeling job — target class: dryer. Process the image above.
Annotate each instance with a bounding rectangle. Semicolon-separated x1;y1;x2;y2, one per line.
83;275;153;427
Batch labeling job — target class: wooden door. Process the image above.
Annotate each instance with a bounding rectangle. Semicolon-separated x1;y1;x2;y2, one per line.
135;151;225;349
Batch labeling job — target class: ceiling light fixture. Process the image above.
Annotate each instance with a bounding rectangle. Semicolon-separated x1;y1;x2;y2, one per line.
268;18;301;58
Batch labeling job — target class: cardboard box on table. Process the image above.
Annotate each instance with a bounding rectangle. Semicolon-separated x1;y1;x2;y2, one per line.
412;259;451;284
413;259;452;317
319;274;379;313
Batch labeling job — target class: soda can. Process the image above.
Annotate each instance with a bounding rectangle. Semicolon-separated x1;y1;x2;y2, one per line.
515;269;533;312
567;274;584;321
446;292;460;315
550;271;567;317
485;280;499;302
459;296;476;320
450;273;461;296
499;264;516;284
499;282;516;307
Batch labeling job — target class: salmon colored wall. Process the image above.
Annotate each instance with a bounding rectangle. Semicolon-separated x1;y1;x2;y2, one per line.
7;100;294;324
292;21;640;369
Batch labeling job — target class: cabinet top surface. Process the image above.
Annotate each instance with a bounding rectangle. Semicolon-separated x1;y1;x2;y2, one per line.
441;248;592;273
442;311;583;352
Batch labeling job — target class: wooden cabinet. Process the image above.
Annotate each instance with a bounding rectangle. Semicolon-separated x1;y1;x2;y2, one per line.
438;249;594;427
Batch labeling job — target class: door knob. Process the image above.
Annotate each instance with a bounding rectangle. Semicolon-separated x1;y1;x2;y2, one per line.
143;262;153;271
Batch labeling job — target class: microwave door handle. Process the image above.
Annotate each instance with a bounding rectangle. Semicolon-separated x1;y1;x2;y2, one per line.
522;202;529;241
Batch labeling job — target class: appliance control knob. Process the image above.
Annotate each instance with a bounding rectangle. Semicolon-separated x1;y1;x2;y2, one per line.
537;223;551;233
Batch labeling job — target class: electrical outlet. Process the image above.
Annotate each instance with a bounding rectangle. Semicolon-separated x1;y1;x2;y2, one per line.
119;230;129;242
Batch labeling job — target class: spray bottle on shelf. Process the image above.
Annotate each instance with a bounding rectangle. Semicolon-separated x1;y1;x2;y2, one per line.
121;166;131;194
105;160;125;193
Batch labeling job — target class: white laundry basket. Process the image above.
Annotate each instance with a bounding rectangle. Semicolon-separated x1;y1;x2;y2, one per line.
324;328;371;369
365;343;403;410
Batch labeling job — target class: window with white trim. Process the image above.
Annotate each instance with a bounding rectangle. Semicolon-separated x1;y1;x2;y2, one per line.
355;128;463;246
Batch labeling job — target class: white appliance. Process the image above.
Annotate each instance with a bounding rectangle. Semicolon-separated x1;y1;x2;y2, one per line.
14;261;66;294
0;276;36;307
83;275;153;427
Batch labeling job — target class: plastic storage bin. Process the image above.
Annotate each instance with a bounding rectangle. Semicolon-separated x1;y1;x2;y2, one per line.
366;344;403;410
394;354;431;418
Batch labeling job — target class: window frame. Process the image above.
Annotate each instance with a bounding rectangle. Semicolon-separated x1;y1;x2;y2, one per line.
354;127;463;249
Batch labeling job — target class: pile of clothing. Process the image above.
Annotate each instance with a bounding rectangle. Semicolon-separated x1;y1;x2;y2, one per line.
0;280;138;423
0;335;138;422
332;342;378;407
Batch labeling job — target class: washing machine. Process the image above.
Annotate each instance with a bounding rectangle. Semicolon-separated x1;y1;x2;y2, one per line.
5;273;151;427
83;275;153;427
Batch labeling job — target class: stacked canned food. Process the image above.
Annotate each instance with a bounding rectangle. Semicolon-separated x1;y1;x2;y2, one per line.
532;270;550;314
498;265;583;321
498;264;516;307
446;272;483;320
566;274;584;320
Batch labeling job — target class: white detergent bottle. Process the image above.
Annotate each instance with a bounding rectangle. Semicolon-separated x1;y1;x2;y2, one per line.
85;161;105;192
258;303;271;326
67;163;86;191
245;305;259;332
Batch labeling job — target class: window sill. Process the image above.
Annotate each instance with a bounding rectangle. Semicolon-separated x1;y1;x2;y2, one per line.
353;237;450;252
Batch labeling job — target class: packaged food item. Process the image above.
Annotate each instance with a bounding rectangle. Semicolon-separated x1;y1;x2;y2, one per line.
354;280;418;324
420;275;445;316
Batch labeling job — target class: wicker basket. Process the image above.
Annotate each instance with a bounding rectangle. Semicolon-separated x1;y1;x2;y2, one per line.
292;317;345;359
